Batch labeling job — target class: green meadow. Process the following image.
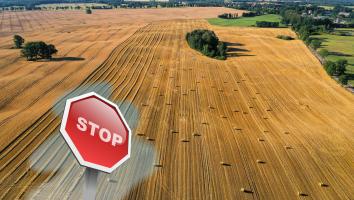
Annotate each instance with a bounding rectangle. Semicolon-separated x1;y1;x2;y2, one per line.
208;14;284;27
315;29;354;85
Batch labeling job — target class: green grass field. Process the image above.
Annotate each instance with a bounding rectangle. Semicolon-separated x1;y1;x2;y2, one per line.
315;28;354;85
207;14;284;27
319;5;334;10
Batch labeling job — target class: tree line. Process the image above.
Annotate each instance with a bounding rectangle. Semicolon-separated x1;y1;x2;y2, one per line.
186;29;227;60
13;35;58;61
324;60;349;85
279;9;349;85
227;2;351;86
255;21;279;28
218;13;239;19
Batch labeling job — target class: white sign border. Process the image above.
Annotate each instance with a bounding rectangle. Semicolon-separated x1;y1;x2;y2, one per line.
60;92;132;173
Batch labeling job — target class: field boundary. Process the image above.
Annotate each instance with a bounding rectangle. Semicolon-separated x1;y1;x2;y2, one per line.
306;42;354;93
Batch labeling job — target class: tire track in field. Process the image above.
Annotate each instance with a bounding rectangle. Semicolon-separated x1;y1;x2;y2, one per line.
29;23;166;199
0;26;124;124
0;24;163;199
0;25;150;171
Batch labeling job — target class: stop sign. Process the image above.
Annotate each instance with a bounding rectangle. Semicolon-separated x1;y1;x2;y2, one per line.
60;92;131;173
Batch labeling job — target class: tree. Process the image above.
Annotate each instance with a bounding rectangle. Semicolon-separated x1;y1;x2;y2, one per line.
186;29;227;60
310;39;321;50
21;42;38;60
298;26;311;41
21;41;58;61
335;59;347;75
86;8;92;14
338;74;348;85
44;44;58;59
324;61;336;76
318;49;329;58
13;35;24;48
255;21;279;28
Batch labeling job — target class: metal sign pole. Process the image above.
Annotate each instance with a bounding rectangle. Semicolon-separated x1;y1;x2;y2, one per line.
83;167;98;200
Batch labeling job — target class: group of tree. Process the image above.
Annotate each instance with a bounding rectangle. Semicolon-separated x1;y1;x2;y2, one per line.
218;13;239;19
242;12;257;17
13;35;58;61
309;39;322;50
324;59;349;84
256;21;279;28
227;2;352;86
186;29;227;60
225;2;281;15
21;41;58;61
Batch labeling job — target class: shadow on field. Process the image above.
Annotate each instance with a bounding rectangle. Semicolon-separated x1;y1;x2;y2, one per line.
51;57;85;61
225;42;254;57
346;73;354;80
328;51;352;57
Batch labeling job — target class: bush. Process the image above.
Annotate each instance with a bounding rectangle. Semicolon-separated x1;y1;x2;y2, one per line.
242;12;257;17
86;8;92;14
324;61;336;76
338;74;348;85
21;41;58;61
318;49;329;58
255;21;279;28
335;59;347;75
310;39;321;50
13;35;24;48
276;35;294;40
186;29;227;60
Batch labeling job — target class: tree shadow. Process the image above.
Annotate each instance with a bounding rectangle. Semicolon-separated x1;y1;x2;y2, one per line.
228;47;249;52
227;53;255;57
226;42;254;57
312;37;328;43
328;51;352;57
346;73;354;80
224;42;244;46
51;57;85;62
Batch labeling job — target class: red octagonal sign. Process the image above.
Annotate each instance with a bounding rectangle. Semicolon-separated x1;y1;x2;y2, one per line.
60;92;131;173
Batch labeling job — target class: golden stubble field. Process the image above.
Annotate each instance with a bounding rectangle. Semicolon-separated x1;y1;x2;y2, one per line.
0;8;353;200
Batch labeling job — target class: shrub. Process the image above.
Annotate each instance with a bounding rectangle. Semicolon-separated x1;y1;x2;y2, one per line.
304;37;312;45
13;35;24;48
335;59;347;75
186;29;227;60
318;49;329;58
276;35;294;40
86;8;92;14
324;61;336;76
21;41;58;61
255;21;279;28
338;74;348;85
310;39;321;50
242;12;257;17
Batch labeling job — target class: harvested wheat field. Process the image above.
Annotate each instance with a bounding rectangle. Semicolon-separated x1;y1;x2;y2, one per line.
0;8;354;200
